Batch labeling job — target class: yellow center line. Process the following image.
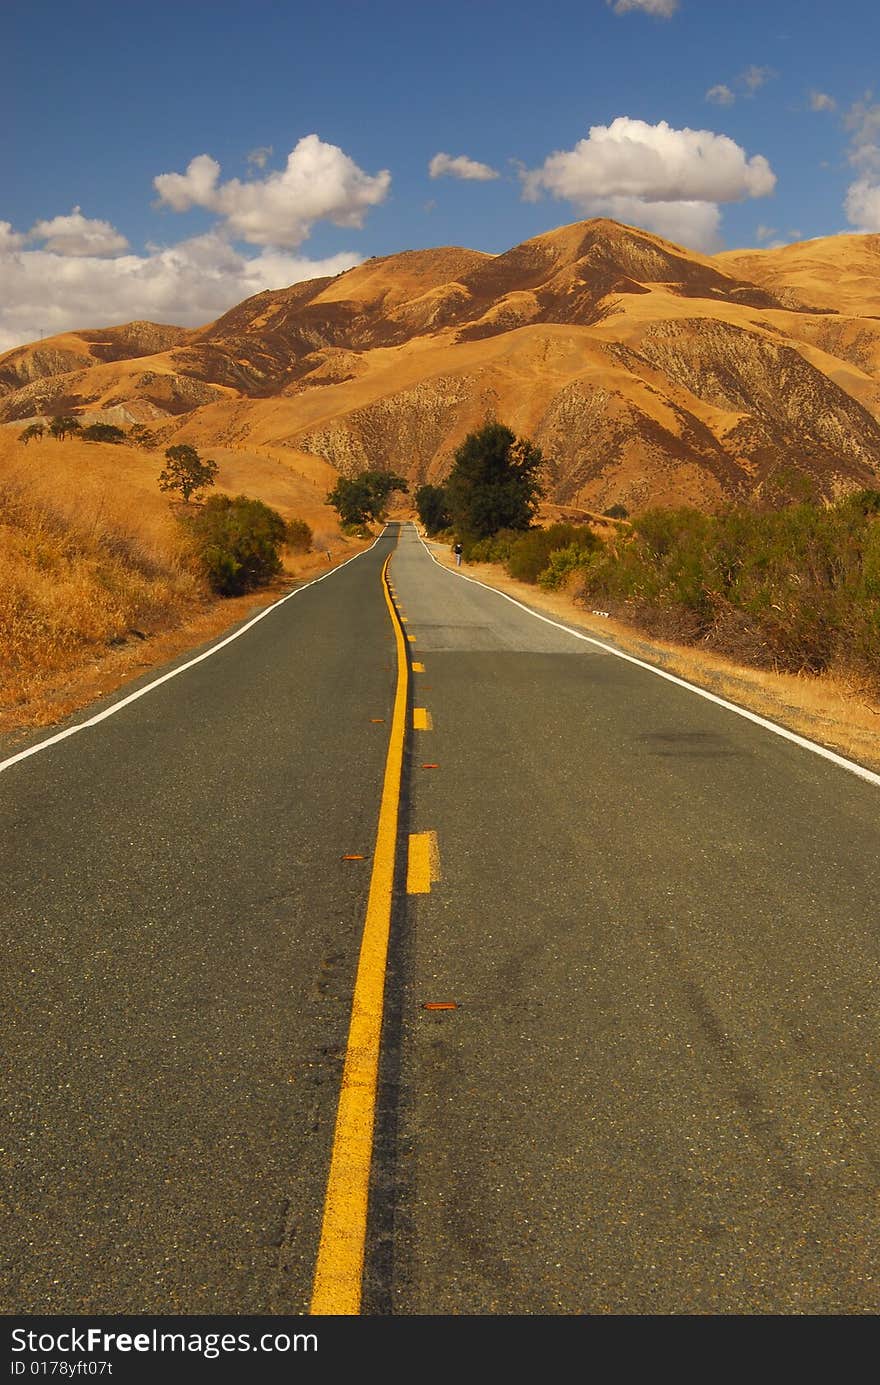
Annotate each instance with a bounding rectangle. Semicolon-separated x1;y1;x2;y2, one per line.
310;551;408;1316
412;662;426;673
413;707;433;731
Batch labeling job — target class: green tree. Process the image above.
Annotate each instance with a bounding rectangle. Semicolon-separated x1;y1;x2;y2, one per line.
326;469;408;526
130;424;159;450
184;494;287;595
82;423;126;444
48;415;81;441
158;444;219;503
445;421;544;543
19;423;45;444
415;483;451;534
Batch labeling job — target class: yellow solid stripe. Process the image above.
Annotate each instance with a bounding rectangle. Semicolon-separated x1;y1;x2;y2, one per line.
413;707;433;731
407;831;440;894
310;554;408;1316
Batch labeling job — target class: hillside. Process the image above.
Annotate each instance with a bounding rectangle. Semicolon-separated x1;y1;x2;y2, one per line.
3;219;880;512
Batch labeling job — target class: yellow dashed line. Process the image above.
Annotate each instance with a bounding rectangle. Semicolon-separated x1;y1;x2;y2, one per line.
407;831;440;894
413;707;433;731
412;662;426;673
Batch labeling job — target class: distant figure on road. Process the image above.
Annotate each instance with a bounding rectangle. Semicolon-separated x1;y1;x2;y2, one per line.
453;542;463;567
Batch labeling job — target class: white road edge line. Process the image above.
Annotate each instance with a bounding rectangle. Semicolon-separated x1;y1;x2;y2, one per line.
412;524;880;791
0;527;390;777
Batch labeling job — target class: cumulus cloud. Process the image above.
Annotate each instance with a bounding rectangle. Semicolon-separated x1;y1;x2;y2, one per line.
428;152;499;181
741;65;775;94
154;135;391;248
843;95;880;230
706;84;735;106
607;0;679;16
809;91;836;113
0;230;360;355
28;207;129;257
521;117;775;249
845;180;880;230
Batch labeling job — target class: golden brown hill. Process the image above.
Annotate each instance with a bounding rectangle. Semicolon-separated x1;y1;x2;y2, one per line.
3;219;880;511
716;234;880;317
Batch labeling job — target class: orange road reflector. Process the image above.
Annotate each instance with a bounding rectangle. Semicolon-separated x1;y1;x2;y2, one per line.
370;718;385;723
420;763;440;769
341;854;367;861
422;1002;458;1011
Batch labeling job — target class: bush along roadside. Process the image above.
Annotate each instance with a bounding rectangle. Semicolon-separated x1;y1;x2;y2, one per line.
457;493;880;693
182;494;289;596
574;495;880;688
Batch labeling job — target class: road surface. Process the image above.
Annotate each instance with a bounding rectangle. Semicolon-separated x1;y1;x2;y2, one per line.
3;522;880;1314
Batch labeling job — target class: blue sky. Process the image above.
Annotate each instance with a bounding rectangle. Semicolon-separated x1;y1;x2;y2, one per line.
2;0;878;350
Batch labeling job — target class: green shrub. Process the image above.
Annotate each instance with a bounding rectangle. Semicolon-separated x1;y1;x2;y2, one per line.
506;523;600;584
576;493;880;686
184;494;286;596
539;541;601;590
465;529;520;563
285;517;313;552
82;423;126;444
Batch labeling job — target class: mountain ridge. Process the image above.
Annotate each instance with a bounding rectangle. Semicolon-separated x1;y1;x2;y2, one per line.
3;218;879;512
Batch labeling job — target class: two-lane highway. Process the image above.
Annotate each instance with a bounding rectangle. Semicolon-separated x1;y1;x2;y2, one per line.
4;518;880;1315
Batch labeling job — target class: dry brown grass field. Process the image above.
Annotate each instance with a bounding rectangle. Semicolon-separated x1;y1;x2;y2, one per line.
0;430;367;731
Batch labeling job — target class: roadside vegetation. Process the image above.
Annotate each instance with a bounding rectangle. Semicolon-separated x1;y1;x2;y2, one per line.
327;469;408;531
1;424;318;718
447;460;880;694
0;444;201;711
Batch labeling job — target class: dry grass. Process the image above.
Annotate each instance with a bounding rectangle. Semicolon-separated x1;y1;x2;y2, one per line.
0;435;203;717
0;431;369;731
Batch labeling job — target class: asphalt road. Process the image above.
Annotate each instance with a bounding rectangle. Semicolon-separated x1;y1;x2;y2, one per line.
4;520;880;1316
1;531;400;1314
372;525;880;1315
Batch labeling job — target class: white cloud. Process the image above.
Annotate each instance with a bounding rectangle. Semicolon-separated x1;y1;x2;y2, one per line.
809;91;836;113
607;0;679;16
843;96;880;230
428;152;500;181
154;135;391;248
740;65;775;94
28;207;129;257
845;95;880;173
0;230;360;355
0;221;26;253
845;178;880;232
521;116;775;249
756;223;777;243
247;145;273;170
706;84;735;106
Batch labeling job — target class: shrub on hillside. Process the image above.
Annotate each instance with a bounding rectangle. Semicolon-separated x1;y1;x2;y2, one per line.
82;423;126;444
183;494;287;596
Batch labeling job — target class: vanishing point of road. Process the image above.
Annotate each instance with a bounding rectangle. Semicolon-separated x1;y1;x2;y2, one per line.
2;522;880;1315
